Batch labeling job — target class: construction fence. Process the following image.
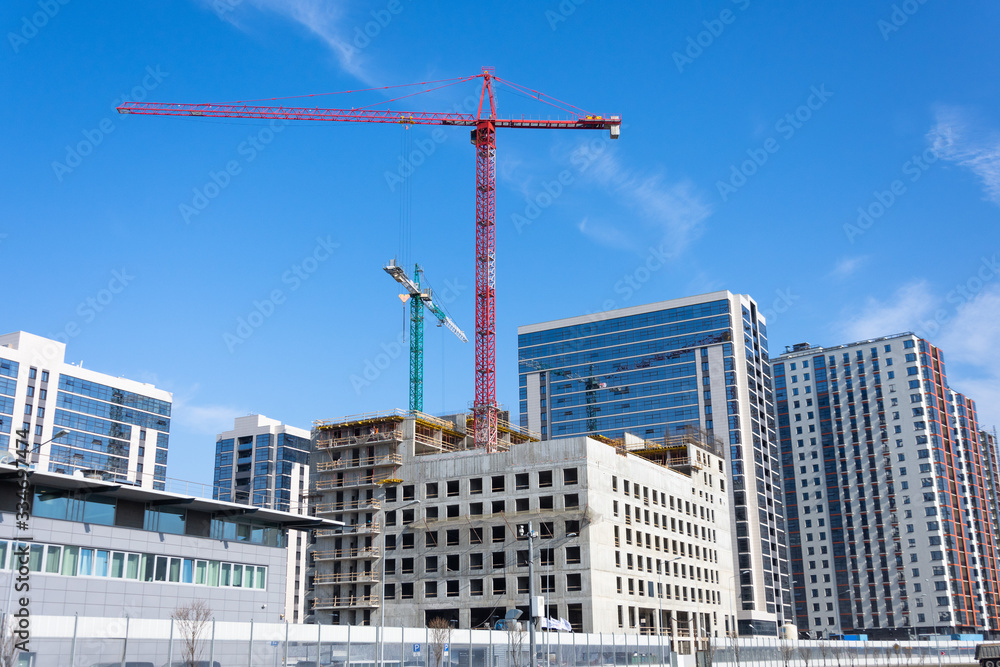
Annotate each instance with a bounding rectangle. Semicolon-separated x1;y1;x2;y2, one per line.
6;616;983;667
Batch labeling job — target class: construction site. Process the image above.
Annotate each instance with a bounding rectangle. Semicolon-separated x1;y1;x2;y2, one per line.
307;412;735;650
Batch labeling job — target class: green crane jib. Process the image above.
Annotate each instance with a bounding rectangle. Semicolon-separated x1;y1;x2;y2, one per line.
384;259;467;413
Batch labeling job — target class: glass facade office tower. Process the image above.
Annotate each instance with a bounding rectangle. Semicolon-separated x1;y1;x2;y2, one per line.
773;334;1000;639
0;331;171;489
214;414;312;622
518;292;790;636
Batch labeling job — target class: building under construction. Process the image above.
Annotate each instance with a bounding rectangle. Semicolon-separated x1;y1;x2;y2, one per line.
307;413;736;649
307;408;536;625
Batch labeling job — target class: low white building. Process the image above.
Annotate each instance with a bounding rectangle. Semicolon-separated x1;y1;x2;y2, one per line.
309;410;735;644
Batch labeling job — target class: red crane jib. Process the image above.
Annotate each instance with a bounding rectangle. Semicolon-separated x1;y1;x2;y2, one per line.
117;101;619;131
117;73;620;453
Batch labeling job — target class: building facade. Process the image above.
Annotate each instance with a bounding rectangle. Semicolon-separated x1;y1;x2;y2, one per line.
517;292;789;635
213;414;312;622
0;466;336;622
0;331;171;490
309;410;733;647
773;334;1000;639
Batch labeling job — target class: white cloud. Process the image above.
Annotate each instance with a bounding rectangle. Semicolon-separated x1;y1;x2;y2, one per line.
837;280;1000;428
838;280;934;342
206;0;375;83
169;385;246;436
830;255;868;280
578;147;712;256
576;216;637;251
927;107;1000;206
937;282;1000;428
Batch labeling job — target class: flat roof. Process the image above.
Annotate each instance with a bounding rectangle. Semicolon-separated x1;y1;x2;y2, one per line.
3;465;341;530
517;291;738;335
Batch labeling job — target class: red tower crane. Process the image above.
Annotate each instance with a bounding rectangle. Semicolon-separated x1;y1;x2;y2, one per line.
118;68;621;452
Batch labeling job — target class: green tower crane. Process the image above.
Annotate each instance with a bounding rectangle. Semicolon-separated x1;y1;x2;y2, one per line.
384;259;467;413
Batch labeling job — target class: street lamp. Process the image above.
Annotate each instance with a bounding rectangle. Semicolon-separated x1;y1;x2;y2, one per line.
727;569;753;638
542;531;578;667
379;496;419;667
519;522;541;667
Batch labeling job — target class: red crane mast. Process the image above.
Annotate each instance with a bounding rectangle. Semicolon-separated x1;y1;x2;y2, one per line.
118;68;621;452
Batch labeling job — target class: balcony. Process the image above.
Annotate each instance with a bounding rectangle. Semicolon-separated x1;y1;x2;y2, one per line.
315;521;381;538
316;454;402;472
312;595;380;610
314;473;397;490
313;498;381;514
314;571;379;584
312;546;380;561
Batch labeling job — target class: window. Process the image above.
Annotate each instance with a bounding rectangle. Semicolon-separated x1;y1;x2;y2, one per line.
566;573;582;591
515;473;530;490
565;494;579;508
401;582;414;599
470;502;483;516
402;558;414;574
538;470;553;487
446;529;460;546
492;526;505;543
564;468;578;485
425;581;437;598
425;556;437;573
470;478;483;494
447;480;459;497
492;476;505;492
566;546;581;564
493;577;506;595
516;498;530;512
470;579;484;596
492;500;505;514
426;482;439;499
470;553;484;570
492;551;505;569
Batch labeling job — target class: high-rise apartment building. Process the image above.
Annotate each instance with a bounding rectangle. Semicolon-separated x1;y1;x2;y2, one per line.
213;414;312;622
0;331;171;489
773;334;1000;639
518;292;790;636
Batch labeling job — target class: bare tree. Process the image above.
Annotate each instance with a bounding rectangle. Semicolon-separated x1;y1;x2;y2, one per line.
172;600;212;667
429;617;451;667
506;621;526;667
780;640;796;667
798;645;813;667
728;631;742;667
0;616;21;667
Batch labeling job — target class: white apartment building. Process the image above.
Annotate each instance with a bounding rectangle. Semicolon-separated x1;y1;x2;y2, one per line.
773;334;1000;639
0;331;171;489
309;410;734;647
214;414;312;623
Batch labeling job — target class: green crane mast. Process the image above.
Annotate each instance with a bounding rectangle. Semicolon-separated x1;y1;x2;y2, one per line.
384;259;467;412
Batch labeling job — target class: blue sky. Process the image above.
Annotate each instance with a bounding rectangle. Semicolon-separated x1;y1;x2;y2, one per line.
3;0;1000;487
